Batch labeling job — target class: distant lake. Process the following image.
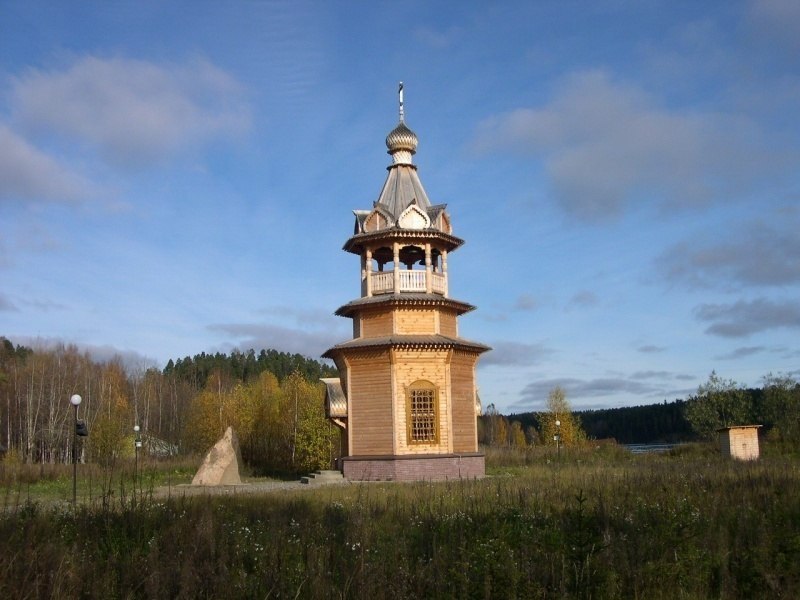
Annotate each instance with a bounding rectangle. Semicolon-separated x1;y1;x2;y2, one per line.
624;443;684;454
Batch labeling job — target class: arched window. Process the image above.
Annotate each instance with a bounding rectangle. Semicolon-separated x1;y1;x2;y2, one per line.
406;380;439;444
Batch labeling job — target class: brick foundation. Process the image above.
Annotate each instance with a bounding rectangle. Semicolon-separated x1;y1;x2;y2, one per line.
341;453;485;481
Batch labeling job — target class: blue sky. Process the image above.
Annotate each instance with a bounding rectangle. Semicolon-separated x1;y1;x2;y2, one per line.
1;1;799;413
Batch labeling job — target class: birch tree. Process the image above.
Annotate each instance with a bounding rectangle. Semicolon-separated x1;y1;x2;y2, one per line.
539;386;586;447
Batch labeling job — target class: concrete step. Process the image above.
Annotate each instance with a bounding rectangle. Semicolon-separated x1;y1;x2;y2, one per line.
300;470;346;485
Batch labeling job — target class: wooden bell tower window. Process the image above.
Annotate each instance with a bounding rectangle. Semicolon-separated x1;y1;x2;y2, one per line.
407;380;439;444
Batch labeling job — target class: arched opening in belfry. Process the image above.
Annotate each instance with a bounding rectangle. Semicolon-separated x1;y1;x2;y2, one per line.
372;246;393;272
399;244;425;270
365;243;447;296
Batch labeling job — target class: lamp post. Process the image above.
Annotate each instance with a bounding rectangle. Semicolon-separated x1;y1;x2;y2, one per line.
133;425;141;495
69;394;82;505
554;419;561;458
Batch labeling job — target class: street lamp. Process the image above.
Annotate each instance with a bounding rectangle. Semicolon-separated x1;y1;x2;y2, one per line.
133;425;141;494
554;419;561;457
69;394;82;504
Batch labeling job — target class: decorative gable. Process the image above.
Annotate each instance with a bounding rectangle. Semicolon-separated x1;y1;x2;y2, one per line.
398;200;430;230
353;210;370;234
426;205;452;234
440;212;452;234
363;206;395;232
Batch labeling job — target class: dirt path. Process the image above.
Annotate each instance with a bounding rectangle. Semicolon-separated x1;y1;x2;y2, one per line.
151;479;348;499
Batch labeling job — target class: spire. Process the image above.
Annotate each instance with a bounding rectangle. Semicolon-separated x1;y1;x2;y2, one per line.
399;81;404;122
386;81;418;164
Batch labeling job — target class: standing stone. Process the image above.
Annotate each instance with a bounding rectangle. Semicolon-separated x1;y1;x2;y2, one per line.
192;426;243;486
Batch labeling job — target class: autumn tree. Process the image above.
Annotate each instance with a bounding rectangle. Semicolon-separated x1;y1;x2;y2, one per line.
480;403;509;446
761;373;799;446
278;372;338;473
181;369;337;475
684;371;753;440
182;368;238;454
87;361;133;465
237;371;282;468
509;420;527;449
538;386;586;447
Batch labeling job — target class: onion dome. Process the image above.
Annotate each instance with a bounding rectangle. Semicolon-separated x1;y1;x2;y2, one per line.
385;81;418;165
386;121;418;154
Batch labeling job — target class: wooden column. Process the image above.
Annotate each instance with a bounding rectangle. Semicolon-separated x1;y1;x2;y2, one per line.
393;242;400;293
424;243;432;293
442;250;449;297
365;248;373;297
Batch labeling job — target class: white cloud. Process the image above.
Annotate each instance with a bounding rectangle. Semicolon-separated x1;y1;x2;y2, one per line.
512;370;697;411
515;376;667;410
9;56;251;168
9;336;158;371
748;0;800;52
256;305;338;327
208;322;342;360
513;293;537;311
414;25;462;49
471;70;796;220
715;346;766;360
480;340;554;367
637;344;666;354
568;290;599;309
658;216;800;289
0;293;18;311
0;124;97;203
695;298;800;337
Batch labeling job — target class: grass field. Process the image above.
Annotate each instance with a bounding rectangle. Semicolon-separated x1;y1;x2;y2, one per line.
1;444;798;599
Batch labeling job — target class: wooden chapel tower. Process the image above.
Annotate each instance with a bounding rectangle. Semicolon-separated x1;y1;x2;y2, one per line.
322;85;489;480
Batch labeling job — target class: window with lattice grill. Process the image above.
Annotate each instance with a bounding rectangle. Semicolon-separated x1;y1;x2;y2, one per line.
407;383;438;444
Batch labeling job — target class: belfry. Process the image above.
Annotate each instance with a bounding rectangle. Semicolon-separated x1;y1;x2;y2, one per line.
322;84;489;480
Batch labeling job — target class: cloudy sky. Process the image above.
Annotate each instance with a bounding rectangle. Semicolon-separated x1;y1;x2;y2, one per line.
2;1;798;413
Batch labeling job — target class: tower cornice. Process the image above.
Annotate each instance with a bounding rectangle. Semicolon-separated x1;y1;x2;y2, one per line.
333;292;476;317
322;334;490;360
343;228;464;255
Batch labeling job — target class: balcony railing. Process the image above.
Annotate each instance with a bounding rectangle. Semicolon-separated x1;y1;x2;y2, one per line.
368;270;447;296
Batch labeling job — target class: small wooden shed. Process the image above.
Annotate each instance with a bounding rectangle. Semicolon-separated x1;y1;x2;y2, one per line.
717;425;761;461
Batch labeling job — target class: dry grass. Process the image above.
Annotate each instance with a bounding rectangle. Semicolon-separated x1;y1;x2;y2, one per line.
1;446;798;598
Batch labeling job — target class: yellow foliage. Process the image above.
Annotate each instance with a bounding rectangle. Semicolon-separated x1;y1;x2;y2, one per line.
539;386;586;447
510;421;527;448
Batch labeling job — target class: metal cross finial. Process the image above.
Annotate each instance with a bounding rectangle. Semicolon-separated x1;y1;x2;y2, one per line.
398;81;404;122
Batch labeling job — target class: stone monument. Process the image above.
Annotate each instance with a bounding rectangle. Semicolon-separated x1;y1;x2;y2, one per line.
191;426;243;486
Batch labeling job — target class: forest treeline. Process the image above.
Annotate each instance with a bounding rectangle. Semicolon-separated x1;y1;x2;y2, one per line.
0;337;339;475
482;371;799;447
163;348;337;389
3;335;797;467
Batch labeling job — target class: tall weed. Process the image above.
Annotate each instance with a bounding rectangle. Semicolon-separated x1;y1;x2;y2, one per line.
0;451;798;598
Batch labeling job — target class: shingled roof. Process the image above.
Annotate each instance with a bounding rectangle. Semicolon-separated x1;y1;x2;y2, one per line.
333;293;475;317
322;334;490;359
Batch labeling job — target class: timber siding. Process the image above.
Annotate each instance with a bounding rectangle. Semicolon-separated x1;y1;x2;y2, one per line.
359;309;394;338
392;348;451;454
395;308;437;335
347;351;394;456
450;350;479;453
439;311;458;337
718;426;761;461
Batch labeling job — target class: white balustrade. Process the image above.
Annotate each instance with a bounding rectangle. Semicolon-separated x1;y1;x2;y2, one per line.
372;271;394;294
399;270;426;291
370;269;447;295
431;272;446;295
